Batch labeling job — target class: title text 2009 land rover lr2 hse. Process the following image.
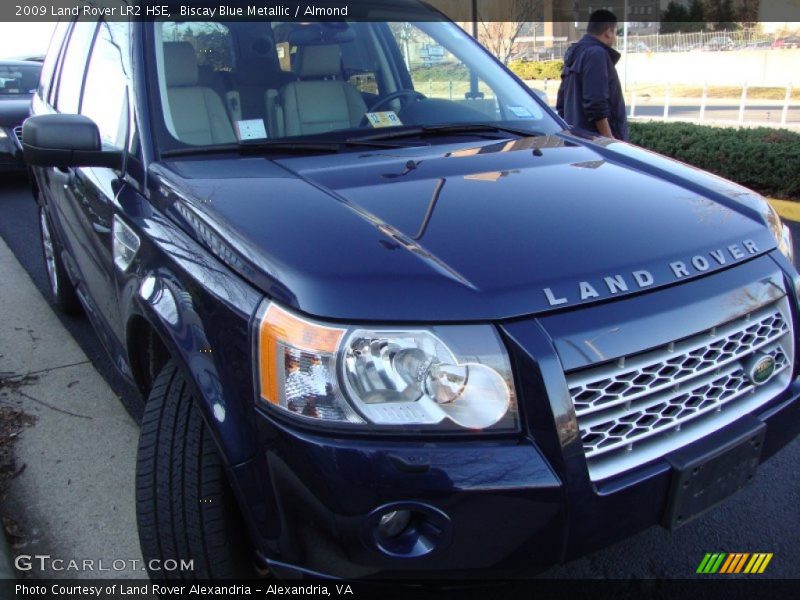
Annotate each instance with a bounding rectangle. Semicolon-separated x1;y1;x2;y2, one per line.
23;3;800;579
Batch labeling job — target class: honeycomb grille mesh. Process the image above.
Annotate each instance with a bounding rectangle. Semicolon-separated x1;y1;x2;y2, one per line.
566;300;794;480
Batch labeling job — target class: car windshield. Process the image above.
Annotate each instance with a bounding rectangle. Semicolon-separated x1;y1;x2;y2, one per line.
149;20;562;153
0;64;41;96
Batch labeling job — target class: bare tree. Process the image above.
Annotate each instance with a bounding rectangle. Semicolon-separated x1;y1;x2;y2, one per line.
476;0;541;64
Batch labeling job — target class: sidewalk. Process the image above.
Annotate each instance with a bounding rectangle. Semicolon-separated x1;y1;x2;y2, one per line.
0;236;143;579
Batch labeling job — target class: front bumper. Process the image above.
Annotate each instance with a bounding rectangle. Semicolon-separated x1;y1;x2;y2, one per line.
229;254;800;578
233;380;800;579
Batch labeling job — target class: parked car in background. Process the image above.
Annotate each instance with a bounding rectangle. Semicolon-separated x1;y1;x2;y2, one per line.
11;55;45;63
772;35;800;49
744;40;772;50
0;59;40;174
704;36;735;51
628;41;650;53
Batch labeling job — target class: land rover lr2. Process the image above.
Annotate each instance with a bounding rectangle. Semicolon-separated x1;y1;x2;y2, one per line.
23;6;800;579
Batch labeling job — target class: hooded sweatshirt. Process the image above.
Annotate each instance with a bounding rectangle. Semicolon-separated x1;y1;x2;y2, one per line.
556;34;629;141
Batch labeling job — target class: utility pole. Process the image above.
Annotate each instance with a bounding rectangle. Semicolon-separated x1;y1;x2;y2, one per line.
471;0;478;39
622;0;629;92
469;0;480;98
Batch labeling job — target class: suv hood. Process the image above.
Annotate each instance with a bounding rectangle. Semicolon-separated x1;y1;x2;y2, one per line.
155;133;777;322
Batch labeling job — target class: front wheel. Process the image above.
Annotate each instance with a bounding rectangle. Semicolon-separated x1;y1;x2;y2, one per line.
38;207;81;314
135;360;259;580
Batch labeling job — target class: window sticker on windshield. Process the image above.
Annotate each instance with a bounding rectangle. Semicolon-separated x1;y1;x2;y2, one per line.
365;111;403;128
508;106;533;118
235;119;268;141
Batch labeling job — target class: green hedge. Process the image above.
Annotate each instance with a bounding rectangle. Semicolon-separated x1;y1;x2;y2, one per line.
629;122;800;201
508;59;563;80
410;64;469;82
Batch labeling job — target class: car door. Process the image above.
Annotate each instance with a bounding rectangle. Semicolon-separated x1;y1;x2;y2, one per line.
43;21;98;299
69;21;133;349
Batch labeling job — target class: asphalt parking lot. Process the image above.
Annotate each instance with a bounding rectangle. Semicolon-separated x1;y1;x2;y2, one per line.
0;178;799;580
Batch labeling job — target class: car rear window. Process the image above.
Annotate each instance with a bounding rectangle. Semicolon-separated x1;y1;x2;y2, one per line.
0;65;41;95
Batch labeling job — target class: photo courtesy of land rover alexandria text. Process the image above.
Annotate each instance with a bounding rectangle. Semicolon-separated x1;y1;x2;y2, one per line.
23;1;800;580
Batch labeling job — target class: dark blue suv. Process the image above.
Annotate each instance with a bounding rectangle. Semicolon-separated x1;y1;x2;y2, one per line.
23;7;800;580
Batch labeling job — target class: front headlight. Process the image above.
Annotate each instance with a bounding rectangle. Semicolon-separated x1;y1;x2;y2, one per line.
256;303;518;432
0;128;7;139
765;200;794;264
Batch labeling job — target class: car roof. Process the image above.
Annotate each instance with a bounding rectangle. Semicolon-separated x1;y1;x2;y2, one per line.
0;59;42;67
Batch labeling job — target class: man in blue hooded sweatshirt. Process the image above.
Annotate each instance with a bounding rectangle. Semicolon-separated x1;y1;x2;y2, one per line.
557;9;629;141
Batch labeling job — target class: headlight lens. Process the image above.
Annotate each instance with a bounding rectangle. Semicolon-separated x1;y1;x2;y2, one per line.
0;128;7;139
256;303;518;432
765;201;794;264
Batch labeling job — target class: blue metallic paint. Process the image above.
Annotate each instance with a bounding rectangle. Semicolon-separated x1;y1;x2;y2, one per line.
154;133;777;322
120;198;264;467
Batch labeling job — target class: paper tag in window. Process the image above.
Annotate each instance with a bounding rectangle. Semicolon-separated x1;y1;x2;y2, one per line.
508;105;533;118
365;111;403;128
235;119;268;141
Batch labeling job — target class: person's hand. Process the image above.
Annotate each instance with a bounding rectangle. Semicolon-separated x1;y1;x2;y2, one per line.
595;118;614;138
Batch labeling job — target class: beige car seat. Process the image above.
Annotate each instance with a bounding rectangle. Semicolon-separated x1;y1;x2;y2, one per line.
278;45;367;137
163;42;235;145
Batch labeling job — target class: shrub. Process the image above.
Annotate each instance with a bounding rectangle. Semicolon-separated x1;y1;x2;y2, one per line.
508;59;563;81
629;122;800;201
409;64;469;82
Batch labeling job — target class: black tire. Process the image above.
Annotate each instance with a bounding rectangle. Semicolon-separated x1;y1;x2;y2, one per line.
38;206;81;314
136;360;258;580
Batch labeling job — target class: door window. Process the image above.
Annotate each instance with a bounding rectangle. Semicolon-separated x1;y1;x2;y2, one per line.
38;21;70;102
55;21;96;113
81;22;130;150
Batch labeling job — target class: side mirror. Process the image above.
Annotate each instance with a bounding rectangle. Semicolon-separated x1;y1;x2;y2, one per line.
23;114;123;169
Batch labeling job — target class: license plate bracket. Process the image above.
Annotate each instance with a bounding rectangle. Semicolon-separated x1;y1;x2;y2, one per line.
662;417;765;530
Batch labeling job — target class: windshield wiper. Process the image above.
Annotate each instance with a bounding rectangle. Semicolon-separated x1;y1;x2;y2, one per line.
347;123;543;143
241;138;427;150
160;137;424;158
161;140;343;158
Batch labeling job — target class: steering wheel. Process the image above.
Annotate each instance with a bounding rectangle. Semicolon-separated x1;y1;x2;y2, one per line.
360;90;427;126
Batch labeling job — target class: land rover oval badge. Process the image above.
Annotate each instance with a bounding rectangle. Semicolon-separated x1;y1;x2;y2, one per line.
747;354;776;386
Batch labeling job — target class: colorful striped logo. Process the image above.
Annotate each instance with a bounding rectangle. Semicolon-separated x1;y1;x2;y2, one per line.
696;553;773;574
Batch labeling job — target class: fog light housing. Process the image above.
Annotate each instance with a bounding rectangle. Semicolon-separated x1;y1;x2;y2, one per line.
366;502;451;559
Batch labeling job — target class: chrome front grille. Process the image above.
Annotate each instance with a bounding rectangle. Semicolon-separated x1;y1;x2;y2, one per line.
566;298;794;481
13;126;22;147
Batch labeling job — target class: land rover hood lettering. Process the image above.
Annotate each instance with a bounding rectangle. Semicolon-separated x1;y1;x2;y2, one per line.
543;240;760;307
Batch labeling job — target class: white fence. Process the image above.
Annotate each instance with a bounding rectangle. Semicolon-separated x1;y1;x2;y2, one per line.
627;83;798;128
513;27;789;61
526;81;799;129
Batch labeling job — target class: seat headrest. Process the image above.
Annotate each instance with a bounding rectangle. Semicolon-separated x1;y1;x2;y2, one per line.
286;23;355;46
235;58;298;87
298;45;342;79
164;42;198;87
